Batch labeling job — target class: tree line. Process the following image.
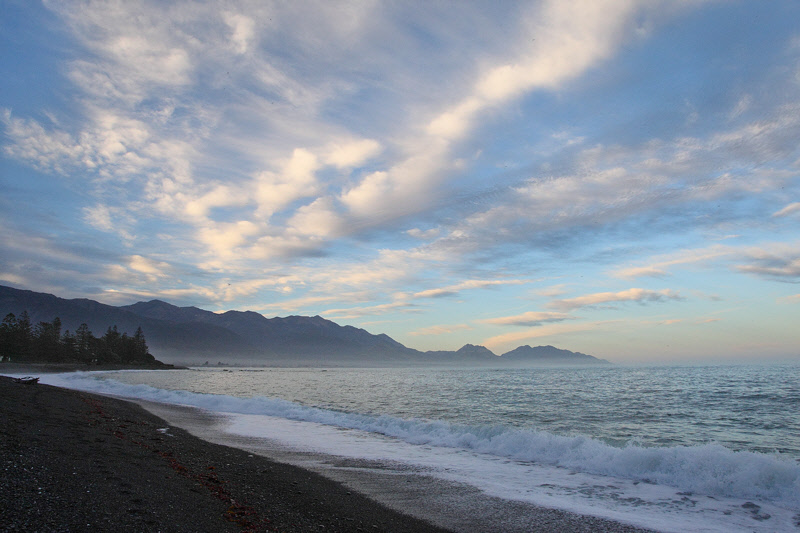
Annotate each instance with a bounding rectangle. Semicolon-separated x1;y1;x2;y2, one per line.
0;311;157;365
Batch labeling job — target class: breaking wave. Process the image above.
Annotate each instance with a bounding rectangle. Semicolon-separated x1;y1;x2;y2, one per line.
39;371;800;509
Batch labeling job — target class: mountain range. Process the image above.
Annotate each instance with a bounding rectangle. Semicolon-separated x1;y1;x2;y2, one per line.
0;285;609;366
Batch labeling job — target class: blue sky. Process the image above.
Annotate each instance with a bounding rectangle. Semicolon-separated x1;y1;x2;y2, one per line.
2;1;799;363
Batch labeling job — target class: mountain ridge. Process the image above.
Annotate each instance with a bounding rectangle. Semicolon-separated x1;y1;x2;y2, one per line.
0;285;610;366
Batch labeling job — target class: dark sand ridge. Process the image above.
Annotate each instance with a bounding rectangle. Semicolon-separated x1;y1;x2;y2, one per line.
0;369;654;532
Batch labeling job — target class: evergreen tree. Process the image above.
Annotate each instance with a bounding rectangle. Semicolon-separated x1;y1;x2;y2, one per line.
61;329;76;360
33;317;63;362
75;323;94;363
0;313;17;361
133;326;150;361
98;325;121;363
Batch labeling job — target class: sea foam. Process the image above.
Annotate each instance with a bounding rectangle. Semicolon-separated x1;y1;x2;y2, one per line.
36;371;800;510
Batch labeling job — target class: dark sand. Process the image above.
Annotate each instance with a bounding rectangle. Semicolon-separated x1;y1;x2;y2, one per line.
0;375;449;532
0;370;655;532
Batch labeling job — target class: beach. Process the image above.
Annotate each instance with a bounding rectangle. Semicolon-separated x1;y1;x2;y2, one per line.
0;371;655;532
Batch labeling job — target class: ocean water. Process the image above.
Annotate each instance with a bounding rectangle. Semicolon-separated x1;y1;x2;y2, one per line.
20;364;800;532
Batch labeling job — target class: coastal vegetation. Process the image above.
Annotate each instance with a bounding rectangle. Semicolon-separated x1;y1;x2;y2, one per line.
0;311;158;365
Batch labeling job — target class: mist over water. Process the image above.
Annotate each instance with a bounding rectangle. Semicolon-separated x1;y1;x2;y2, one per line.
27;363;800;532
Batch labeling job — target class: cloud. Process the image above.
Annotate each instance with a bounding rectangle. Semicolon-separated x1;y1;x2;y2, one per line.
427;0;642;141
338;0;646;224
613;245;732;279
549;288;683;311
128;255;170;277
287;198;343;239
323;139;381;169
412;279;531;299
223;12;256;55
481;321;612;351
735;244;800;280
197;220;260;258
409;324;473;337
185;184;248;218
82;205;115;232
323;301;418;320
255;148;320;219
479;311;575;327
773;202;800;218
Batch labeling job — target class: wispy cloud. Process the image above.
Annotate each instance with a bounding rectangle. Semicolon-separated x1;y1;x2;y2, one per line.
323;301;420;320
412;279;531;299
3;1;800;360
549;288;683;311
773;202;800;218
409;324;473;337
479;311;574;327
482;321;615;351
735;243;800;280
613;245;733;279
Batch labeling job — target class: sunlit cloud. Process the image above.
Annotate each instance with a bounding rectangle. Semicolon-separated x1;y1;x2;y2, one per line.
549;288;683;311
409;324;473;337
735;243;800;280
3;1;800;360
479;311;575;327
773;202;800;218
482;321;613;351
613;246;733;279
323;301;419;320
777;294;800;304
412;279;531;299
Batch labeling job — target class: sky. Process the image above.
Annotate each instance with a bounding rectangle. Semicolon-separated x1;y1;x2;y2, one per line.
2;0;799;363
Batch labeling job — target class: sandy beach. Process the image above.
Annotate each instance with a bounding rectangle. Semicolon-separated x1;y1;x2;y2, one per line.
0;370;654;532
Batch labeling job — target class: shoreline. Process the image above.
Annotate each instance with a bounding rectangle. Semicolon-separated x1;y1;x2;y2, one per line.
1;366;654;532
0;375;451;532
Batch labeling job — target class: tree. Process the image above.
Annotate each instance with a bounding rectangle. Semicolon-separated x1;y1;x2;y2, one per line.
33;317;63;362
0;312;33;361
1;310;159;366
132;326;150;361
97;325;121;363
61;329;76;360
75;323;94;363
0;313;17;361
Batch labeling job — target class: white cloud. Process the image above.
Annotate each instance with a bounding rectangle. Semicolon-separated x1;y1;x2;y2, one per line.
613;245;732;279
323;139;381;169
479;311;574;327
773;202;800;217
197;220;260;258
549;288;683;311
185;184;248;218
427;0;641;141
736;243;800;279
323;301;417;320
224;12;256;55
412;279;531;299
287;198;343;238
128;255;170;277
482;321;609;351
82;205;115;232
409;324;473;337
255;148;320;219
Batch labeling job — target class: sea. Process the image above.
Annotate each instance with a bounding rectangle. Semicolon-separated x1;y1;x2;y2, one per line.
17;363;800;532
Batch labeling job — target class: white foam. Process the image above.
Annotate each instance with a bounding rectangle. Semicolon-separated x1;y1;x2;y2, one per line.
224;413;800;533
27;371;800;532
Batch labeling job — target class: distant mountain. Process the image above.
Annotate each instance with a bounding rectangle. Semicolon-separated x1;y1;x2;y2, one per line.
499;345;610;365
0;285;609;366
